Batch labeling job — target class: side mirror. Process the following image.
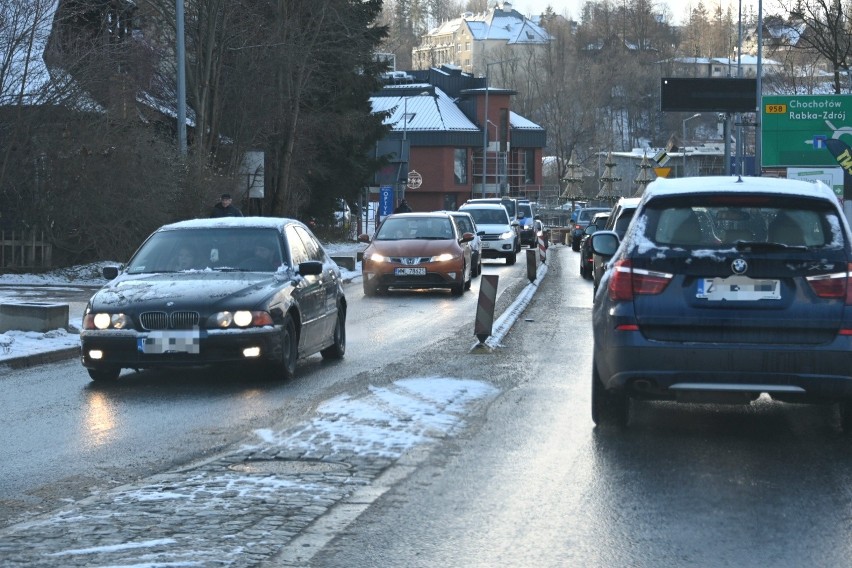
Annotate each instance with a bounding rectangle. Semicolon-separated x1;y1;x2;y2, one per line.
358;234;371;243
102;266;120;280
584;225;598;236
460;232;474;243
590;231;620;257
298;260;323;276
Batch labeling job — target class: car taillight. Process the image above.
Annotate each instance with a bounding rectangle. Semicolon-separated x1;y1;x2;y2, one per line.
608;259;672;301
806;263;852;304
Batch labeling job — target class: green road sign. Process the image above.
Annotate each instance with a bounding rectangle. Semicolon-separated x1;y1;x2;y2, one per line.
762;95;852;167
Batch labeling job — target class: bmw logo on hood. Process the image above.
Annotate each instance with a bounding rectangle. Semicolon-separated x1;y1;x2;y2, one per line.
731;258;748;275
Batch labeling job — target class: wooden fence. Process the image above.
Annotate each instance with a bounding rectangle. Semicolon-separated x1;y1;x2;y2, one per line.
0;230;52;270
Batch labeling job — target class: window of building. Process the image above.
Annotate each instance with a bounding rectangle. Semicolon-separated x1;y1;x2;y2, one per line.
454;149;468;184
525;150;536;184
444;194;458;211
465;42;470;51
457;43;461;52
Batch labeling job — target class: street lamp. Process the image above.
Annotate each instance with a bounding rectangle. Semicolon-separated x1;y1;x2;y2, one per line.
682;113;701;177
481;59;515;197
484;119;498;196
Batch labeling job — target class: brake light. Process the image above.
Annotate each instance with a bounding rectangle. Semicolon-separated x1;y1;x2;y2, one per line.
608;259;672;301
806;263;852;304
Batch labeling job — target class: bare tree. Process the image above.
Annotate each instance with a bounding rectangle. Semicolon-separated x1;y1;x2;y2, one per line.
788;0;852;93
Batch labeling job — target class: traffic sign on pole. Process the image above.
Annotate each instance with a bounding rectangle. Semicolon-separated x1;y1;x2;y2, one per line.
762;95;852;167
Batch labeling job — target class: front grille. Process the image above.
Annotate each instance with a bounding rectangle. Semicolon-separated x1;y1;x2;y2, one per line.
480;234;503;241
389;257;431;264
140;311;200;330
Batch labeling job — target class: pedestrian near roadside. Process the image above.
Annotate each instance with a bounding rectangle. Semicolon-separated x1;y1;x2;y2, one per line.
394;199;412;213
211;193;243;217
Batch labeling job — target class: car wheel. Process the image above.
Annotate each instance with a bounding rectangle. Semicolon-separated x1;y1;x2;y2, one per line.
270;313;297;379
363;281;377;296
87;368;120;382
572;240;581;252
320;305;346;360
506;252;516;265
591;361;629;427
474;257;481;277
451;283;464;296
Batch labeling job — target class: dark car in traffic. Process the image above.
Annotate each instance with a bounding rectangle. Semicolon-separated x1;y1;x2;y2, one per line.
590;176;852;429
571;206;610;251
580;211;610;279
592;197;639;292
80;217;347;382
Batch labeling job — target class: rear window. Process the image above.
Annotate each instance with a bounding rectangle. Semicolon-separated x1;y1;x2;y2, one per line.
637;195;844;249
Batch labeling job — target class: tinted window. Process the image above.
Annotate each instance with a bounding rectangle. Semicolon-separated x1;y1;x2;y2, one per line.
127;228;284;273
640;196;842;248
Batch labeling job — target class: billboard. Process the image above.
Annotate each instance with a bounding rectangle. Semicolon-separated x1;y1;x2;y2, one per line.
660;78;757;112
762;95;852;167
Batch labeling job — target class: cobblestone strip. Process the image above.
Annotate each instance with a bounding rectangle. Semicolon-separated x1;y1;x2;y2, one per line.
0;378;497;567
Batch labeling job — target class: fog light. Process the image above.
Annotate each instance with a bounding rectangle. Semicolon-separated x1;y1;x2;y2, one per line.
89;350;104;360
243;346;261;358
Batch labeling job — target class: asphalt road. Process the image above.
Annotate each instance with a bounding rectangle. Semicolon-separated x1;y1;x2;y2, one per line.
4;245;852;567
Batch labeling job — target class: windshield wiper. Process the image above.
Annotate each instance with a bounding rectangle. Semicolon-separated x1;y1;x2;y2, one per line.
735;241;808;252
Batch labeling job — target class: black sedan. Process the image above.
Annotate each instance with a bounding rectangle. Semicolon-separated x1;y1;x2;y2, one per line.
590;176;852;429
80;217;346;382
579;211;610;279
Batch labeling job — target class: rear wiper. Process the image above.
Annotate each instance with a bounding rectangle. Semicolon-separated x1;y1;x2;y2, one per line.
735;241;808;252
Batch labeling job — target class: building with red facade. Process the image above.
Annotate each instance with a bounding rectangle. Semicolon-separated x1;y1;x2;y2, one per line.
369;65;546;213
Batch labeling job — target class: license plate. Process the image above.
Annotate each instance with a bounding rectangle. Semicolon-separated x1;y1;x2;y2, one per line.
138;330;201;354
696;276;781;301
481;242;491;249
394;267;426;276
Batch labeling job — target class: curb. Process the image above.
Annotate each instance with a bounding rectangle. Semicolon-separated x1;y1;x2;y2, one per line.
0;346;80;370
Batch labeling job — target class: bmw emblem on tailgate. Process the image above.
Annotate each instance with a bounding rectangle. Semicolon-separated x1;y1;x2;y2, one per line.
731;258;748;274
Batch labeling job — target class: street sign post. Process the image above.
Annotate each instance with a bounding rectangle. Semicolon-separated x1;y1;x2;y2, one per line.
762;95;852;167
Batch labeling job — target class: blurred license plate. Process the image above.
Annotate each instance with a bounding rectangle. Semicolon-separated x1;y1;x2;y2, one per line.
394;267;426;276
138;330;201;354
696;276;781;301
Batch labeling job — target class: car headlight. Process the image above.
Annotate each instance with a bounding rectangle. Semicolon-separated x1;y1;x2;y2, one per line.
499;230;514;240
431;253;457;262
209;310;274;328
364;252;387;263
84;312;130;330
523;223;533;230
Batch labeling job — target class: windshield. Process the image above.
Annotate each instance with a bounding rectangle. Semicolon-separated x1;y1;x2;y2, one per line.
125;228;285;273
518;203;533;218
462;208;508;225
376;216;455;240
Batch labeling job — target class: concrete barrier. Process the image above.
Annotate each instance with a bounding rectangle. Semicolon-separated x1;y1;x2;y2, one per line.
330;255;357;271
0;302;69;333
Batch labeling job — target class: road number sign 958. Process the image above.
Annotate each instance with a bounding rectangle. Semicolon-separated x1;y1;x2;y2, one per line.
765;104;787;114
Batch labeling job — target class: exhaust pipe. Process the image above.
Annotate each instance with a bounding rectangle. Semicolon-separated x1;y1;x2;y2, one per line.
633;379;655;392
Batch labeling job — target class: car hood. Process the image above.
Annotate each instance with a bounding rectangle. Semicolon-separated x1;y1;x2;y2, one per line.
472;223;511;234
368;240;459;256
89;271;290;311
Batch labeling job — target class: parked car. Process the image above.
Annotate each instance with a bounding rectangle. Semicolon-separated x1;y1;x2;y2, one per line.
592;197;640;292
571;206;610;251
359;212;474;296
464;197;522;251
458;202;519;264
80;217;347;382
589;175;852;429
436;210;483;277
580;211;610;279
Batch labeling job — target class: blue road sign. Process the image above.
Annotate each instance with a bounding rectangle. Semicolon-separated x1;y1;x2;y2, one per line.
379;185;394;216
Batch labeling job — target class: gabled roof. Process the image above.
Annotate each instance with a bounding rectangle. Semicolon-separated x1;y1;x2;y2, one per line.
370;84;480;133
426;2;550;45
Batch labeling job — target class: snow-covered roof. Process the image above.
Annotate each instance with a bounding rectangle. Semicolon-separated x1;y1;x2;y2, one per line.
643;175;837;202
370;84;480;133
509;111;542;130
427;3;550;45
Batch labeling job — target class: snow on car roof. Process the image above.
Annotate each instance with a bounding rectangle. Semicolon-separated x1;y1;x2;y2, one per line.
158;217;301;231
643;175;837;202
